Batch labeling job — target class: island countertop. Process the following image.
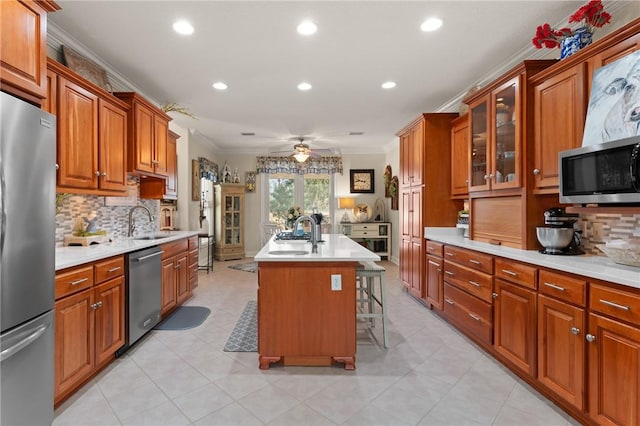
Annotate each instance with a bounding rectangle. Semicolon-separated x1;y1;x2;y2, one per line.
255;233;380;262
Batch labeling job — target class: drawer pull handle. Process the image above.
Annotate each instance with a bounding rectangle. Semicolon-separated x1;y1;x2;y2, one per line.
501;269;518;277
570;327;580;335
444;298;455;305
446;252;455;257
437;269;442;273
543;282;566;292
468;280;481;287
428;260;440;266
107;267;121;273
70;277;89;286
427;246;434;251
469;313;481;321
469;259;481;265
599;299;630;311
444;271;454;276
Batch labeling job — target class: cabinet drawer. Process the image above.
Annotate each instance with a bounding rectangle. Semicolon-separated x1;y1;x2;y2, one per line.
539;270;586;307
161;239;188;259
444;283;493;345
188;235;198;249
55;266;94;299
189;248;198;267
590;283;640;327
426;240;444;257
443;246;493;274
495;258;537;290
94;256;124;283
444;261;493;302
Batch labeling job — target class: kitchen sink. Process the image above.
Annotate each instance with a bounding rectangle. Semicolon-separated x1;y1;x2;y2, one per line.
268;250;309;255
134;235;172;240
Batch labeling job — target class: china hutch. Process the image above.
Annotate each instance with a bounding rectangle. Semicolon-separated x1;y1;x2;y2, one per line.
213;183;245;261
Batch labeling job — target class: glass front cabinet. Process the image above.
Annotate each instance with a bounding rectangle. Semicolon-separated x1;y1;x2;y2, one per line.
214;183;245;261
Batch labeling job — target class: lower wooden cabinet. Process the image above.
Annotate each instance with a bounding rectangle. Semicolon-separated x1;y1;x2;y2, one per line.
175;252;190;305
425;254;443;310
188;236;199;290
160;238;191;317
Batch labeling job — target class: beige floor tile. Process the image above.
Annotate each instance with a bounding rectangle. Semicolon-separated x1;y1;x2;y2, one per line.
193;402;263;426
171;382;234;422
105;381;170;421
267;403;337;426
237;384;301;423
120;401;191;426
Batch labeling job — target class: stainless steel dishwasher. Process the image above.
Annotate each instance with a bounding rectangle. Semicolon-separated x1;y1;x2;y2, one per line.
120;246;163;354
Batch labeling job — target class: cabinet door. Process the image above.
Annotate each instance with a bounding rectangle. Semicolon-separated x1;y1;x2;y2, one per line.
98;98;128;192
43;68;57;115
410;120;424;186
409;241;422;299
426;255;443;310
132;102;155;174
587;313;640;426
399;133;411;187
494;278;537;377
0;0;50;101
491;78;520;189
400;237;411;289
400;188;411;240
537;295;585;411
57;76;99;189
94;276;125;366
165;131;178;198
54;289;94;401
450;115;469;197
153;114;168;176
175;252;190;305
533;64;586;192
409;187;422;241
161;257;177;315
469;97;490;191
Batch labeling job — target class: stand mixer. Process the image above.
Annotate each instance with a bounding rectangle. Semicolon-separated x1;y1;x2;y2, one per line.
536;207;584;255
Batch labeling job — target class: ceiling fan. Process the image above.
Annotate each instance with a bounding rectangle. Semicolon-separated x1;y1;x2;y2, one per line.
272;136;334;162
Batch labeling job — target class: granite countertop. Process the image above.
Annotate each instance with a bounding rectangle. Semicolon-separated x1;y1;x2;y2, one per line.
424;227;639;289
255;233;380;262
55;231;199;271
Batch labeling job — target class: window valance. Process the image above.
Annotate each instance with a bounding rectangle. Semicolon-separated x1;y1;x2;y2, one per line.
256;156;343;175
199;157;218;181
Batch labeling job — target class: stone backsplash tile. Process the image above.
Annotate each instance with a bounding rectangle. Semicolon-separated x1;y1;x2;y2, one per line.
579;213;640;255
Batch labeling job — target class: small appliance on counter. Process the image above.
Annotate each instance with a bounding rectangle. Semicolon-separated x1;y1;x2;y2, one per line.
536;207;584;255
456;210;469;238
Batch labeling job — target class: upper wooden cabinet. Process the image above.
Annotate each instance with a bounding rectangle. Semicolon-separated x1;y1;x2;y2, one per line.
450;114;469;198
399;119;424;187
114;92;171;177
140;129;179;200
47;58;129;195
0;0;60;105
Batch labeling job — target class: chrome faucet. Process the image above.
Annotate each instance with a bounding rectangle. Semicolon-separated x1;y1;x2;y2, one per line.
294;215;318;253
128;205;155;237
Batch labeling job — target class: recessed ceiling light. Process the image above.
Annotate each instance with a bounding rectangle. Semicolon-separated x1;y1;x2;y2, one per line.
381;81;397;89
297;20;317;35
173;20;194;35
297;82;312;91
420;17;443;32
212;82;228;90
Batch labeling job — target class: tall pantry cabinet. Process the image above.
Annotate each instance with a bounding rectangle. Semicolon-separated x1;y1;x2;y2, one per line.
397;113;460;301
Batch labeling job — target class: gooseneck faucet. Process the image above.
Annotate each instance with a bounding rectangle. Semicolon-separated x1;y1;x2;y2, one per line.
293;215;318;254
128;205;155;237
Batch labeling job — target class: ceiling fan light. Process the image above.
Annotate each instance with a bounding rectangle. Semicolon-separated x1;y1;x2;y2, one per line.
293;152;310;162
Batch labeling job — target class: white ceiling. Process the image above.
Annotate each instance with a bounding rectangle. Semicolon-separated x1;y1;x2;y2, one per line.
49;1;597;155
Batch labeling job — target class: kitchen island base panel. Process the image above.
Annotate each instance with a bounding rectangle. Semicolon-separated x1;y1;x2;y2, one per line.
258;261;357;370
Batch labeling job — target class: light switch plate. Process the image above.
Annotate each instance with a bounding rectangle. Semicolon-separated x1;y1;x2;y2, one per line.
331;274;342;291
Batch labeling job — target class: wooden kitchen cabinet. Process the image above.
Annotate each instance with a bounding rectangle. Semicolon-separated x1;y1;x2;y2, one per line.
188;235;199;290
48;58;128;195
401;186;423;297
425;241;444;310
114;92;171;177
54;255;125;405
160;238;191;317
139;129;179;200
0;0;60;104
214;184;245;261
450;114;469;198
161;257;177;315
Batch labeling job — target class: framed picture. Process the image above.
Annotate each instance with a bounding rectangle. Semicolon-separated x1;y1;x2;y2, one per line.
245;172;256;193
350;169;375;193
192;159;201;201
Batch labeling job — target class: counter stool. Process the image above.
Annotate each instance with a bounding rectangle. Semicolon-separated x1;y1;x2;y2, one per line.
356;261;388;348
198;233;214;273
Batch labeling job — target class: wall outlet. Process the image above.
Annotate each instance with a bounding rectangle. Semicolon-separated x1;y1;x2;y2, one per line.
331;274;342;291
592;222;604;242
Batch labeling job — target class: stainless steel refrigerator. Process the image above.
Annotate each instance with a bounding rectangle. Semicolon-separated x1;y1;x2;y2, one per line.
1;91;56;425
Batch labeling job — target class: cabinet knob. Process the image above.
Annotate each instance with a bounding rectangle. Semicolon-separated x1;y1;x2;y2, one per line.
570;327;580;335
55;163;59;170
101;172;107;177
484;174;489;180
586;334;596;343
533;168;540;175
465;179;469;184
95;170;101;176
492;292;498;299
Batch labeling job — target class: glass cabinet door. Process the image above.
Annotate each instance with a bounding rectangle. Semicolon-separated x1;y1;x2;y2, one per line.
492;78;519;188
470;99;490;191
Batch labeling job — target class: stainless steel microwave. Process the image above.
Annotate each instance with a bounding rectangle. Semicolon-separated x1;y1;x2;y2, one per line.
559;136;640;205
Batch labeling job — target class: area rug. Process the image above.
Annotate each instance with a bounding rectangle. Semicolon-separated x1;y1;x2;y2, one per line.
228;262;258;273
223;301;257;352
154;306;210;331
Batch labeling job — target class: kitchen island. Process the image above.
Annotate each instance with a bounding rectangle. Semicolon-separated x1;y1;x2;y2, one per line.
254;234;379;370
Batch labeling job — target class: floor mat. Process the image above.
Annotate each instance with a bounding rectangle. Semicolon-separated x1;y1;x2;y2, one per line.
154;306;210;331
228;262;258;273
223;301;257;352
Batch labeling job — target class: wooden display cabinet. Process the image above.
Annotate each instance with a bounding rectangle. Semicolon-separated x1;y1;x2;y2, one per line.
214;183;245;261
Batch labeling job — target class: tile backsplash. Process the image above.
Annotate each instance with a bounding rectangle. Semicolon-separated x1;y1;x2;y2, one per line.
579;213;640;254
55;177;159;246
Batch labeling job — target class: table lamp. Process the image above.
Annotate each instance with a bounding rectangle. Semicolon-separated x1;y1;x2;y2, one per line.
338;197;355;223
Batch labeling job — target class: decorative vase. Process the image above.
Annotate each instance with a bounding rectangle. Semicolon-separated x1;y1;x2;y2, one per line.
560;27;592;59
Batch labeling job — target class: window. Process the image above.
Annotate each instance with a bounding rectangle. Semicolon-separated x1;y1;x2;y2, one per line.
265;172;333;228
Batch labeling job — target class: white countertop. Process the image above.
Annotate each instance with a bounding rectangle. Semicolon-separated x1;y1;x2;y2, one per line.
55;231;199;270
255;234;380;262
424;227;640;289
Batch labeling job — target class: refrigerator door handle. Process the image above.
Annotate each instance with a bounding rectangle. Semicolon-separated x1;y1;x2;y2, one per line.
0;323;48;362
0;155;5;258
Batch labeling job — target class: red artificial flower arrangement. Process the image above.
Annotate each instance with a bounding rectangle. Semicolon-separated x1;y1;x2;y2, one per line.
532;0;612;49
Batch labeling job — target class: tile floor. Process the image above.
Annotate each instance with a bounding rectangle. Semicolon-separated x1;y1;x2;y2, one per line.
54;259;581;426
